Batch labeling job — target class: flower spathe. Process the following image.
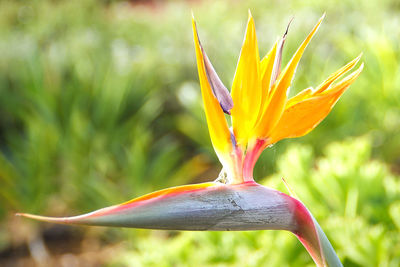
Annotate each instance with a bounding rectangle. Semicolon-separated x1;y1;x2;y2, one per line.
193;12;363;183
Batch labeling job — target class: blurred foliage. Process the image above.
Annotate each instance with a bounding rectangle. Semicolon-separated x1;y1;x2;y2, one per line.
0;0;399;266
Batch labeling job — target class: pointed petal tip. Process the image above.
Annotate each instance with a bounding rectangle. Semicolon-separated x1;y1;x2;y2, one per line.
347;61;364;79
16;212;69;224
310;13;325;35
270;17;293;86
16;212;40;219
191;16;197;31
348;53;363;66
284;16;294;37
247;10;256;26
315;15;324;30
353;62;364;77
248;9;252;18
352;54;362;65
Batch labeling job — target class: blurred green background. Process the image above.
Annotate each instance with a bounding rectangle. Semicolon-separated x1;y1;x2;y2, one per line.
0;0;399;266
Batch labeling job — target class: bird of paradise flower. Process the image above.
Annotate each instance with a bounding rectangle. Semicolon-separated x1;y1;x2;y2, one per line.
18;12;363;267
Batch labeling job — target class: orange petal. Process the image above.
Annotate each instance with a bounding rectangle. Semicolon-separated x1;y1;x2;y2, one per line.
231;11;262;147
322;63;364;95
268;63;363;144
313;54;362;95
192;17;232;154
254;14;325;139
286;54;361;110
285;87;313;109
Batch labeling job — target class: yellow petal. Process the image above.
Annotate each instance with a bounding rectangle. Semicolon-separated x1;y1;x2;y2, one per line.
258;41;278;116
231;11;262;147
254;14;325;139
192;18;232;154
313;54;362;95
268;63;363;144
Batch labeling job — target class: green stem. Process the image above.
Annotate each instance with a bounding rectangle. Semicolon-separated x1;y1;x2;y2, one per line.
312;217;343;267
